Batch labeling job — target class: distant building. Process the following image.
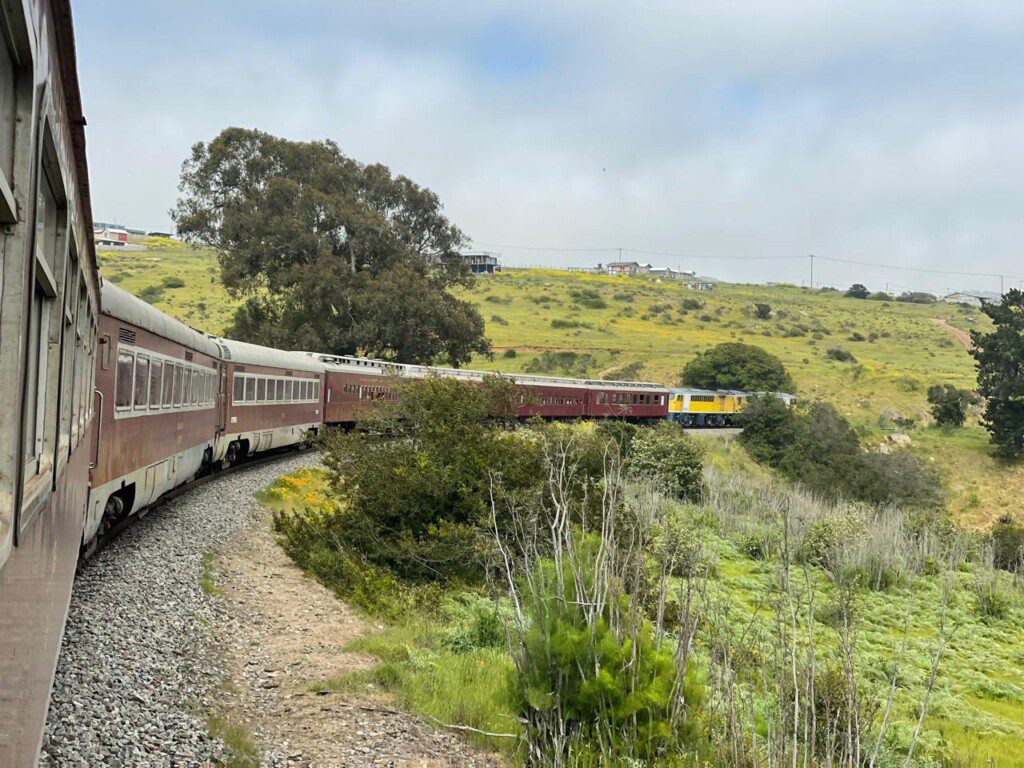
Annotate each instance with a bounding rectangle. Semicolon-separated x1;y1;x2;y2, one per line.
942;291;1000;307
147;231;174;239
683;275;718;291
125;226;146;236
606;261;651;276
459;252;501;274
94;227;128;247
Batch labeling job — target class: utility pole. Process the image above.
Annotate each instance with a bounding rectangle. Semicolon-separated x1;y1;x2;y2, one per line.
1000;274;1005;294
808;254;814;289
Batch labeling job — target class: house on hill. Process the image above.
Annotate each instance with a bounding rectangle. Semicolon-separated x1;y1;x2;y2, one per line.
942;290;1000;307
94;227;128;247
606;261;651;276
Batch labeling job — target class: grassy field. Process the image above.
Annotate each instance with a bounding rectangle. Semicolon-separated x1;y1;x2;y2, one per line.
263;449;1024;766
96;247;1020;527
98;240;238;333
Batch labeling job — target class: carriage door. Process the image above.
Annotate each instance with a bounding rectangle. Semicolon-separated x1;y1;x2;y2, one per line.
215;342;230;436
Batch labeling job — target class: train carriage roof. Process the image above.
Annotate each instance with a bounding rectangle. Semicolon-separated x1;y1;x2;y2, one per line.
101;281;221;357
305;352;667;391
213;337;326;373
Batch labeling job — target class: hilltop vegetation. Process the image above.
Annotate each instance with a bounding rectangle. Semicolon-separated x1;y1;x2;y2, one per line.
262;395;1024;767
97;247;1021;526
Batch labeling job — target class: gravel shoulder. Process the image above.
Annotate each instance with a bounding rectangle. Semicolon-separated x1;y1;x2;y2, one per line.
42;450;502;768
41;452;319;768
210;493;504;768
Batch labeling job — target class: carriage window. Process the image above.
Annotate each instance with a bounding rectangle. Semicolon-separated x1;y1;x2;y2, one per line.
172;364;182;406
314;381;320;400
256;378;266;402
182;367;191;405
282;380;291;400
115;352;134;409
134;355;150;409
233;375;244;403
245;376;255;402
190;370;199;405
162;362;173;406
58;256;80;453
149;360;163;408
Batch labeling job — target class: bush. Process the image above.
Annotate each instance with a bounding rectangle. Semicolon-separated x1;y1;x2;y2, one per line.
844;283;870;299
570;288;607;309
679;342;794;393
896;291;937;304
490;314;509;326
826;346;856;363
627;425;703;498
992;520;1024;572
318;376;542;583
798;515;869;566
550;319;591;329
594;420;639;459
680;297;704;310
867;291;892;301
502;348;517;358
753;302;772;319
161;275;186;289
137;285;164;303
927;383;970;427
740;400;944;509
510;535;705;763
439;593;511;653
525;350;597;377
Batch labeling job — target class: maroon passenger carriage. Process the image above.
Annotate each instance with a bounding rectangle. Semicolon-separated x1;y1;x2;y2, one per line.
0;2;101;764
309;354;669;424
85;282;222;547
211;337;324;467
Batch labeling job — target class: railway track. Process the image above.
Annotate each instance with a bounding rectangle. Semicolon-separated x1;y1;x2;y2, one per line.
79;447;308;567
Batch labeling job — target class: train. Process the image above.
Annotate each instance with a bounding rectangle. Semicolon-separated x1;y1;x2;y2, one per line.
0;4;792;764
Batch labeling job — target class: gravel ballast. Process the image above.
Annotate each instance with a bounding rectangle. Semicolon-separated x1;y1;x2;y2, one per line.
41;453;315;768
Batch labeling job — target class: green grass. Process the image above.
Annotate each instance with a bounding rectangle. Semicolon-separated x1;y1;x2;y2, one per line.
207;711;261;768
199;548;222;596
98;241;238;333
311;620;517;750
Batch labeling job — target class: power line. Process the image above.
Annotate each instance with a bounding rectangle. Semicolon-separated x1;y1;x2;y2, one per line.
471;238;1023;283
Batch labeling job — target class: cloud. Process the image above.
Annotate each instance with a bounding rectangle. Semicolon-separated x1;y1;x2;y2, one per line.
76;1;1024;293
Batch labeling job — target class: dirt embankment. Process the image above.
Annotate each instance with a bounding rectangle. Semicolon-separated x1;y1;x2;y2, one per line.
210;515;502;768
932;318;973;351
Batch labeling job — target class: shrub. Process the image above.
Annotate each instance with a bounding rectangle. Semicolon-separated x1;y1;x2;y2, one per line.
484;294;512;304
627;425;703;498
570;288;607;309
897;291;937;304
679;342;794;393
550;319;591;329
611;292;634;302
992;520;1024;572
974;570;1011;620
927;384;970;427
753;302;772;319
680;297;704;310
868;291;892;301
137;285;164;303
599;360;644;381
594;420;639;459
844;283;870;299
318;376;542;583
826;346;856;363
161;275;186;288
490;314;509;326
439;593;511;653
848;332;866;342
502;348;518;358
798;514;869;566
525;350;597;377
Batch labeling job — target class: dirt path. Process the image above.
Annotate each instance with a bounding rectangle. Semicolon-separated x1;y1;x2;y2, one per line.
932;318;973;350
211;514;503;768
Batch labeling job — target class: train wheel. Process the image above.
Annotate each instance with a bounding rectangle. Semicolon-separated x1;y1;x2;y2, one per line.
221;441;239;470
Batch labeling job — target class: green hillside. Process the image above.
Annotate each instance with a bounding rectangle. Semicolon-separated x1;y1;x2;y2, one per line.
96;247;1019;527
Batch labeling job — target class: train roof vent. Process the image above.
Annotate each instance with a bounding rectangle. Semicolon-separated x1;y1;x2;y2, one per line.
219;345;232;360
185;351;194;361
118;327;135;345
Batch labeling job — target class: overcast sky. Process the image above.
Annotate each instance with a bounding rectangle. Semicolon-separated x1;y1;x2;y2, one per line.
76;1;1024;294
